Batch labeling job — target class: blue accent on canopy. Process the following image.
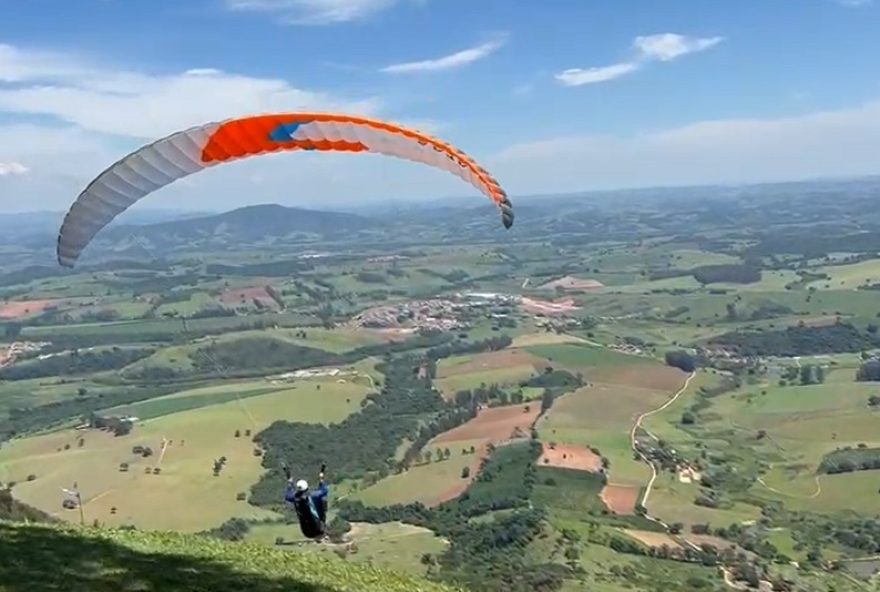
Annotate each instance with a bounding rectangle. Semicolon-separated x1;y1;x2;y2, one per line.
269;122;308;143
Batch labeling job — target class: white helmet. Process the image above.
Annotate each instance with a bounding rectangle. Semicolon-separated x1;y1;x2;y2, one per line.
295;479;309;492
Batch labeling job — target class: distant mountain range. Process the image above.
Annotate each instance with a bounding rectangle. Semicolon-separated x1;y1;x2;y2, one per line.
90;204;376;253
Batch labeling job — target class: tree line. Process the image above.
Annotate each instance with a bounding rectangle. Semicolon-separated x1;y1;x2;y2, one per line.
818;446;880;474
710;322;880;357
0;347;154;381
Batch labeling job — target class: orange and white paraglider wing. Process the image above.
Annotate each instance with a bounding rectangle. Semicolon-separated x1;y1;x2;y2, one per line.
56;113;513;268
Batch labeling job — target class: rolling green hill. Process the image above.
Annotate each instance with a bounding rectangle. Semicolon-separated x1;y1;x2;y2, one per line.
99;204;377;247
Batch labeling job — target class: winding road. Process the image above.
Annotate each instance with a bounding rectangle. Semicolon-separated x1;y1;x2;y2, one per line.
630;370;696;520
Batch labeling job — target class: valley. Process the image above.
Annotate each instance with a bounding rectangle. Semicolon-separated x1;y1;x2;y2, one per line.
1;180;880;591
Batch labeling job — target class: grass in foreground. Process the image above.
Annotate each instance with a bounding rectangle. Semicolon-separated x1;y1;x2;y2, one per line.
248;522;449;577
0;521;459;592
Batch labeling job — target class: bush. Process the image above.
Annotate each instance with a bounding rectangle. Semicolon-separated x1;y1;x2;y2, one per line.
665;350;697;372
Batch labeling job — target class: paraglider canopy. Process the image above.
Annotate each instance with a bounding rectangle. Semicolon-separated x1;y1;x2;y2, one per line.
55;112;514;268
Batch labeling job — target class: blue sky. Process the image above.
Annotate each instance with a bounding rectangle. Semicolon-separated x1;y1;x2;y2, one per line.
1;0;879;212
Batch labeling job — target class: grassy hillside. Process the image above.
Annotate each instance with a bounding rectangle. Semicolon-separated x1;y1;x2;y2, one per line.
0;521;460;592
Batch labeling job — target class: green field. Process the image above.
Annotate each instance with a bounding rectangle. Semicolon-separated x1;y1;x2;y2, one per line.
0;381;370;531
807;258;880;290
354;441;483;508
537;383;671;487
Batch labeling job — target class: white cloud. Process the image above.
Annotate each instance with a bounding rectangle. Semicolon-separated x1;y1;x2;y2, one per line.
834;0;872;6
381;37;507;74
492;100;880;193
225;0;400;25
0;43;404;212
0;161;28;176
0;43;90;83
555;63;639;87
555;33;722;87
633;33;723;62
0;45;381;139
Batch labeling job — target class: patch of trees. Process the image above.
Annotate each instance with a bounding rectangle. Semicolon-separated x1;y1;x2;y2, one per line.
748;302;795;321
453;384;515;407
400;404;479;469
188;306;237;319
355;271;386;284
648;264;761;285
665;350;697;372
0;384;177;444
777;510;880;555
89;414;133;437
79;309;121;323
818;446;880;474
114;273;202;296
0;347;154;381
424;335;513;361
450;440;540;518
131;445;153;458
248;355;446;506
213;456;228;477
748;230;880;258
780;364;825;385
784;271;828;291
710;323;880;357
340;442;561;592
856;359;880;382
190;338;336;373
264;286;285;309
205;260;313;277
692;264;762;285
522;369;582;390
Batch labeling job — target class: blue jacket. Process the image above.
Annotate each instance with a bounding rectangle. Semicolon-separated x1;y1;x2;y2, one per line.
284;481;329;506
284;480;329;535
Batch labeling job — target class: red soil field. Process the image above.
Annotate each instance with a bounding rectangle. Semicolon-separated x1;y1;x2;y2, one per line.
427;403;542;506
601;484;640;515
520;297;581;316
0;299;59;319
538;443;603;472
433;403;541;444
218;286;280;309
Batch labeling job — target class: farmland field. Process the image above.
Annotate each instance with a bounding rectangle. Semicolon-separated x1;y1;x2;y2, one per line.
0;381;370;531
